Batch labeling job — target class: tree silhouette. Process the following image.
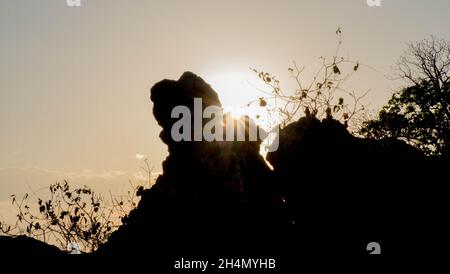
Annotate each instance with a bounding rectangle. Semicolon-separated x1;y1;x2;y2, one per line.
361;37;450;156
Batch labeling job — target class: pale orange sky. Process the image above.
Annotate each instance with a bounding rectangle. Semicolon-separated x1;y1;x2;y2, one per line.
1;0;450;214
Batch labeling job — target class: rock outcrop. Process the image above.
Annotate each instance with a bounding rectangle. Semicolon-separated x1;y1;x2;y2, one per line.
267;116;448;255
99;72;287;256
97;72;449;256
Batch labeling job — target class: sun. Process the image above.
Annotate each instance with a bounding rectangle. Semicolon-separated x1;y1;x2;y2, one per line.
205;70;268;122
204;70;282;161
205;70;256;107
223;105;258;120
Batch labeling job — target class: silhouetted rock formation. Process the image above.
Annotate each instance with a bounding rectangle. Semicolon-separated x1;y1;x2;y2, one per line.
98;72;449;256
267;116;449;255
99;72;287;256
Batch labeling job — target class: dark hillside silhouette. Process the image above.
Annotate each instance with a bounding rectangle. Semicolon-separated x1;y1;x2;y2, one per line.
0;235;63;256
267;116;448;255
1;72;448;256
98;72;449;256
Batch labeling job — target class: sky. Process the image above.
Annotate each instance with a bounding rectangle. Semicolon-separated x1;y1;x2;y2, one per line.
1;0;450;222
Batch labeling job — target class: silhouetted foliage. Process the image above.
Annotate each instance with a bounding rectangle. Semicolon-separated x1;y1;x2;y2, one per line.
0;177;148;253
249;28;368;132
361;37;450;156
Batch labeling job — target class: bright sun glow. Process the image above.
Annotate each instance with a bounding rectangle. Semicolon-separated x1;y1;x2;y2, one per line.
206;71;257;108
205;70;281;161
205;70;280;130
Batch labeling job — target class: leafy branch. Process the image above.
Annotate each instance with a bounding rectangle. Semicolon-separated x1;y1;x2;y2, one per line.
249;28;369;131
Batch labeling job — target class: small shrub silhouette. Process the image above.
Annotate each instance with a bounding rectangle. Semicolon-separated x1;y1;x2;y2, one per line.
0;159;153;253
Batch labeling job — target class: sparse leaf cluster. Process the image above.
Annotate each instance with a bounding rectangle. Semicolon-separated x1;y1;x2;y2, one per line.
249;28;368;130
